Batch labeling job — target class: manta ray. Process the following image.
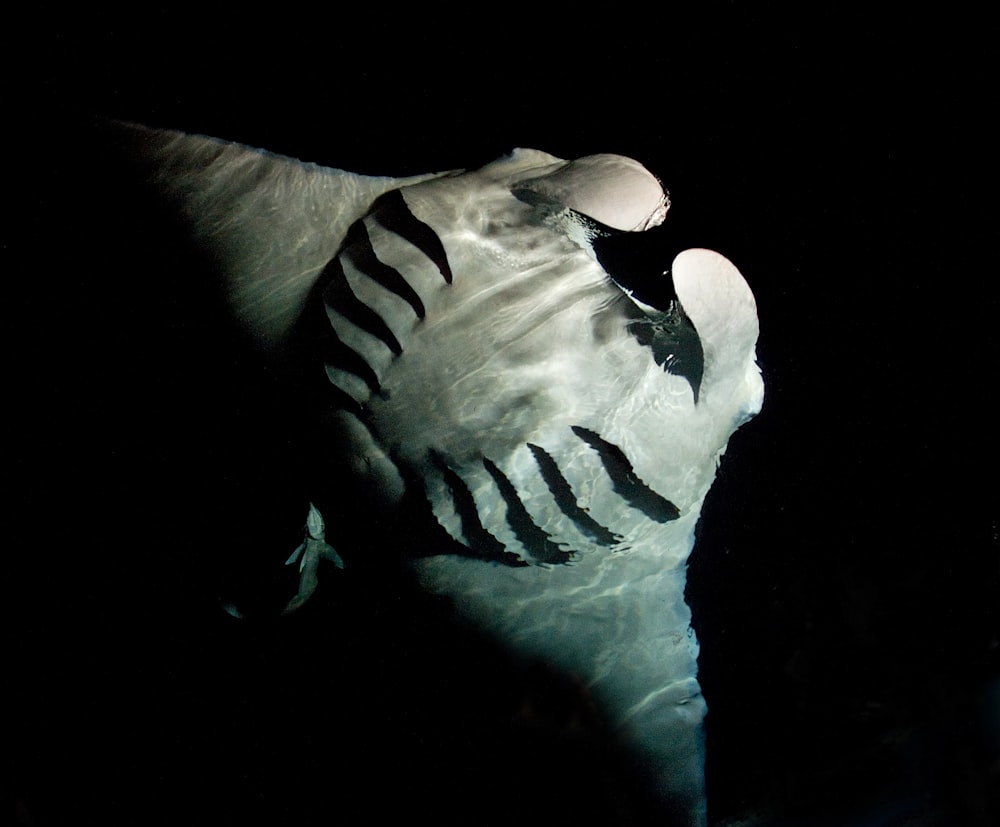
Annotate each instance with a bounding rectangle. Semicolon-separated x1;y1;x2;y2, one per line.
105;121;763;827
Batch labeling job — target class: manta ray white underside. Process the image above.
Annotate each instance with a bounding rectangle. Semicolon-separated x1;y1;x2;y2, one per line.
108;121;763;827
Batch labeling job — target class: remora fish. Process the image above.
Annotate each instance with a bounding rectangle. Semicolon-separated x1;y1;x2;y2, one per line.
109;121;763;826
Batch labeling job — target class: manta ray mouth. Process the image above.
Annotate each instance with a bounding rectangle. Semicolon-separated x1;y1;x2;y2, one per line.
591;225;706;403
591;222;678;311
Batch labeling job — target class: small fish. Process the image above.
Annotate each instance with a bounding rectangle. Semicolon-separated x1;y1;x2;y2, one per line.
282;502;344;615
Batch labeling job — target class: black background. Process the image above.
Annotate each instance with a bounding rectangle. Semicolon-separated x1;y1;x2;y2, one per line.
8;8;998;826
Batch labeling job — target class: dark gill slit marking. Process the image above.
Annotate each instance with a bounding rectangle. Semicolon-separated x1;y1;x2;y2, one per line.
429;452;526;567
343;220;426;318
322;258;403;356
319;325;381;395
372;188;453;284
570;426;680;523
481;457;572;565
526;443;622;547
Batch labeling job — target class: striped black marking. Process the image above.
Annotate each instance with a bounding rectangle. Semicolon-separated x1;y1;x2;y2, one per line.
322;258;402;355
570;426;680;524
344;220;426;318
430;452;527;567
481;457;572;565
527;443;622;547
372;189;453;284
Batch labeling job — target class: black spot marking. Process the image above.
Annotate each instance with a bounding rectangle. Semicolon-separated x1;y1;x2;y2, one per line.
482;457;572;565
527;443;621;547
570;427;680;524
